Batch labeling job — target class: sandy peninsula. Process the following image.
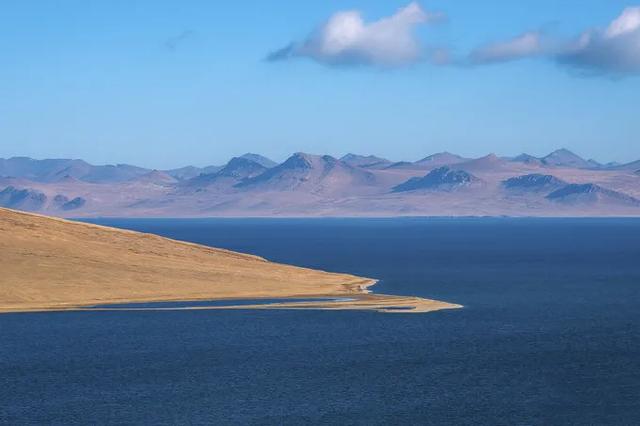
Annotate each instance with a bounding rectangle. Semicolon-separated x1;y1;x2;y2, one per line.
0;207;461;314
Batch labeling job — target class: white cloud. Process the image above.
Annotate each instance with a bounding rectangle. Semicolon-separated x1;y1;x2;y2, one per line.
558;7;640;74
470;32;543;64
267;2;444;67
269;4;640;76
466;7;640;75
605;7;640;38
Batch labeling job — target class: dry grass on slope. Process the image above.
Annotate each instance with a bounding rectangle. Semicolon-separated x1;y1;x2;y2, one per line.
0;208;373;313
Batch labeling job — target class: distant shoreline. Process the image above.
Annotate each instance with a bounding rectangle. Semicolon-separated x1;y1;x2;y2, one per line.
76;214;640;220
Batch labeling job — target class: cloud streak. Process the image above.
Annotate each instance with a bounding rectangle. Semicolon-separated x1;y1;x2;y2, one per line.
266;2;444;68
467;7;640;76
165;30;196;51
469;32;544;64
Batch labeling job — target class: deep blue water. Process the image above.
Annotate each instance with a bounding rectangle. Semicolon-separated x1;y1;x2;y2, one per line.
2;218;640;425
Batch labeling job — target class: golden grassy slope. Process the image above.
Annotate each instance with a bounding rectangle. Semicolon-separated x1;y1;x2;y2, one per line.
0;208;461;314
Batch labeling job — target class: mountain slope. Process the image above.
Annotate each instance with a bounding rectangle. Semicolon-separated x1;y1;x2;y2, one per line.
511;153;543;166
217;157;269;179
82;164;151;183
415;152;467;167
0;157;91;182
611;160;640;171
0;157;150;183
341;154;392;169
165;165;223;180
384;161;425;170
394;167;479;192
53;195;87;211
237;153;376;194
0;208;375;313
542;149;592;169
546;184;640;206
130;170;178;185
457;154;513;173
239;153;277;168
503;174;566;192
0;186;47;210
185;157;268;189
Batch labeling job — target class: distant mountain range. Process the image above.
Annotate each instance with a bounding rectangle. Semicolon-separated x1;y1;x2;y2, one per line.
1;149;639;217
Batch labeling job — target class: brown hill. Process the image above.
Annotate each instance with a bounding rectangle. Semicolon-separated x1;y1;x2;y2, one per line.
0;208;459;313
0;208;372;312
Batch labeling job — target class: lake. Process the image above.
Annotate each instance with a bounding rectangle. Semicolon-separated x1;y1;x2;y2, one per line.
2;218;640;424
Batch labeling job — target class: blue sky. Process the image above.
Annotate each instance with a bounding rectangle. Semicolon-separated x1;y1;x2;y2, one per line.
1;0;639;168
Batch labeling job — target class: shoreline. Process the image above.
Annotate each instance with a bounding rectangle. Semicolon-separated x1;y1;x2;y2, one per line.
72;214;640;220
0;279;463;315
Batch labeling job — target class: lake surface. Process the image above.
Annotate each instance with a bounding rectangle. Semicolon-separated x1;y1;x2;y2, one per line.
2;218;640;425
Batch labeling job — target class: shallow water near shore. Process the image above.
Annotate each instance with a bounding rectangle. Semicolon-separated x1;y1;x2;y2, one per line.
87;298;349;309
3;218;640;424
